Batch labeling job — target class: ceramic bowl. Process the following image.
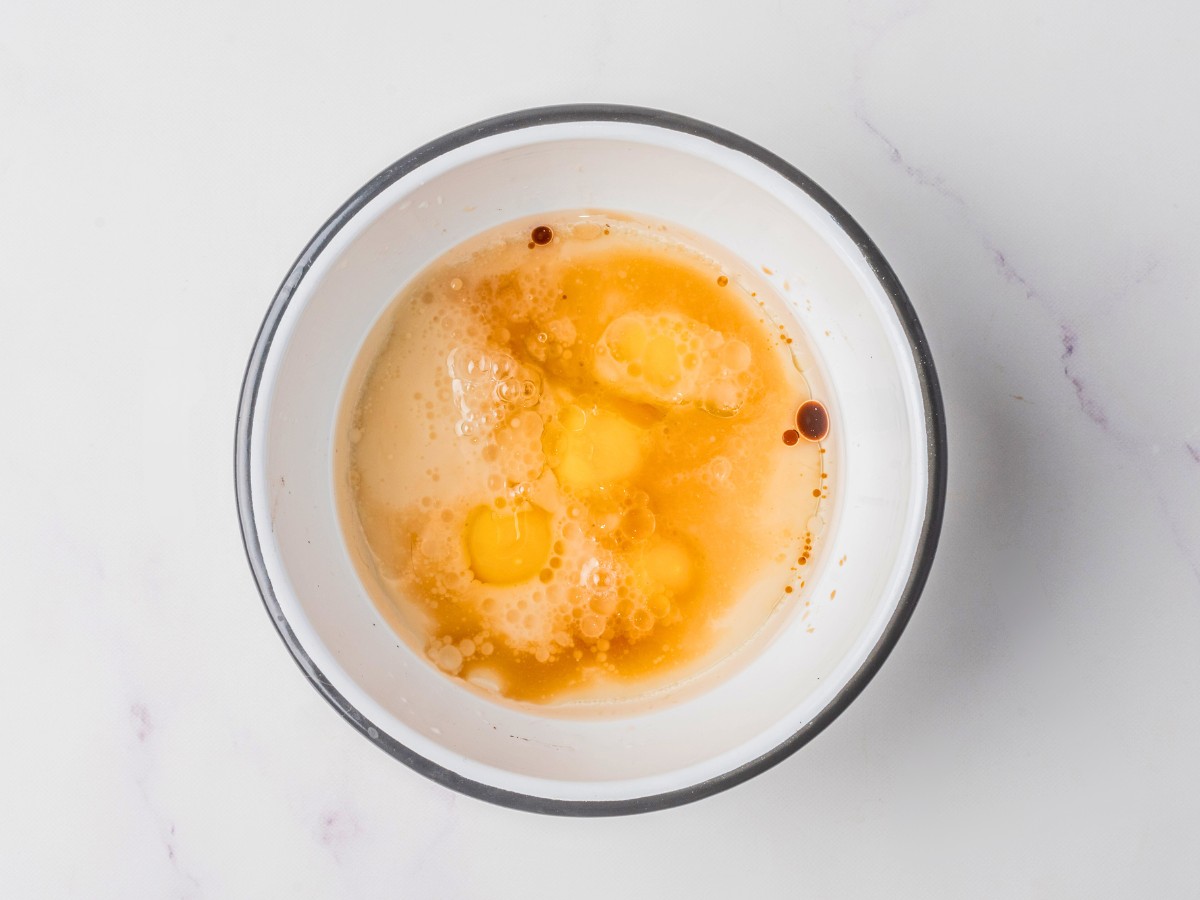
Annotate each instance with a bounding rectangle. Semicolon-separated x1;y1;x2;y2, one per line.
235;105;946;815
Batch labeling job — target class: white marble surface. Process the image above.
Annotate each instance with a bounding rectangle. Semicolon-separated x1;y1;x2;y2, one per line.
3;0;1199;896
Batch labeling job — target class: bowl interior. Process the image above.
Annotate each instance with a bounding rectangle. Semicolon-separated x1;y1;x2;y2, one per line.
246;119;932;803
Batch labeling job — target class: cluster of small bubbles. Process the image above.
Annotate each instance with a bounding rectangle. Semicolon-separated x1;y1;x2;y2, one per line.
428;626;500;680
707;456;733;484
661;454;734;493
582;557;617;592
546;317;577;345
593;312;755;417
524;316;577;363
496;375;540;408
492;410;546;484
445;491;687;665
447;346;546;467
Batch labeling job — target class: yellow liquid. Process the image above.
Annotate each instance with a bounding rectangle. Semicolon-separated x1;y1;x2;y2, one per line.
336;212;828;706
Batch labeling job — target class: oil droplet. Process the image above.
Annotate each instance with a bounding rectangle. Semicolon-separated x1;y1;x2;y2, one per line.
782;429;800;446
797;400;829;441
531;225;553;245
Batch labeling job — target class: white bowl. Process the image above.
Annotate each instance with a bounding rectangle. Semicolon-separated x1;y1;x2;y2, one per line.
235;105;946;815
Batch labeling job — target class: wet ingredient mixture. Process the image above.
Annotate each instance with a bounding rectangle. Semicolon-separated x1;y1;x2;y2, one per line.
336;212;829;705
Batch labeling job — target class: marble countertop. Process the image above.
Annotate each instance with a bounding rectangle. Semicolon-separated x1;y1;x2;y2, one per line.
3;1;1198;896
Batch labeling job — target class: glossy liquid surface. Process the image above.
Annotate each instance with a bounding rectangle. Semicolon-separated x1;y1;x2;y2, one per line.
336;213;828;705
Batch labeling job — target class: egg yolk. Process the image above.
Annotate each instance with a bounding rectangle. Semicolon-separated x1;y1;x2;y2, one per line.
466;504;552;585
548;407;642;490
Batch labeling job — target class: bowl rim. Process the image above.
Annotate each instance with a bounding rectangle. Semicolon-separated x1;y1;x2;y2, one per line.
234;103;947;817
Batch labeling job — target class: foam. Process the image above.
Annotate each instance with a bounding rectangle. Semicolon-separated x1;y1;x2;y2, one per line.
594;312;755;416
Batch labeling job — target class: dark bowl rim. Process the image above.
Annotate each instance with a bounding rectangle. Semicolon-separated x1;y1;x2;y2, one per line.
234;103;948;817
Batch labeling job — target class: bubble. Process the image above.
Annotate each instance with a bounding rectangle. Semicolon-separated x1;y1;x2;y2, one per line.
580;614;606;639
620;506;656;541
583;559;615;591
702;380;742;418
519;379;540;406
449;277;463;291
589;591;617;616
595;510;621;534
496;377;520;404
433;644;463;674
648;594;671;618
547;317;577;345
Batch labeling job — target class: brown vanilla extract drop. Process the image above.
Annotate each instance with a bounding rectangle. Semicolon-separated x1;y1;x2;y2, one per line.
782;429;800;446
796;400;829;442
531;225;554;245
